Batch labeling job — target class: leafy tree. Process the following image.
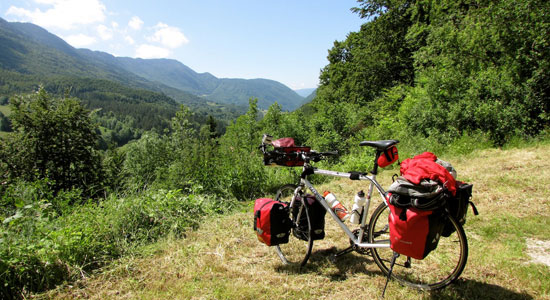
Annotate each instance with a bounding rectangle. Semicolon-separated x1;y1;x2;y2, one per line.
217;98;267;200
308;0;549;148
122;131;170;190
0;88;103;197
405;0;550;143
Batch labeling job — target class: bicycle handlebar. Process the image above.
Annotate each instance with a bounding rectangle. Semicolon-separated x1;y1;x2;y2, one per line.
300;150;339;163
260;134;338;165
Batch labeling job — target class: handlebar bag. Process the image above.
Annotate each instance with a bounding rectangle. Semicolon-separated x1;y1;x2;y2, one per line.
378;146;399;168
263;146;311;167
254;198;292;246
293;194;326;241
272;137;295;148
388;198;445;260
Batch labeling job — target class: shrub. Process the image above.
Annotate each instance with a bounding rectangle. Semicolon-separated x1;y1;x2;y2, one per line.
0;187;237;299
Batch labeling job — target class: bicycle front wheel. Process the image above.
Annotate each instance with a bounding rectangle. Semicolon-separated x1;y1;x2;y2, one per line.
368;202;468;290
274;184;313;267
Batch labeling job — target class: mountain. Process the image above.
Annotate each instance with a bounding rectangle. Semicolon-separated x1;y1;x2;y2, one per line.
114;57;304;111
294;88;317;98
0;18;304;111
301;88;317;105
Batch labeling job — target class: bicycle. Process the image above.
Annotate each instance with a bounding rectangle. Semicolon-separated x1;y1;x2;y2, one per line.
260;135;468;291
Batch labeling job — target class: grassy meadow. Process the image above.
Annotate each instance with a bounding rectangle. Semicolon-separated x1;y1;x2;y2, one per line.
40;143;550;300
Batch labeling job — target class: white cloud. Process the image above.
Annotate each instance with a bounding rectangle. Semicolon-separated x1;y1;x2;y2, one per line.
148;22;189;49
64;33;97;47
124;36;135;45
135;44;170;59
128;16;143;30
6;0;106;30
97;24;113;40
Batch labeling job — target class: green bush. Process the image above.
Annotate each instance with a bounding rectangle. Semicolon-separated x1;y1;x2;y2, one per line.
0;186;237;299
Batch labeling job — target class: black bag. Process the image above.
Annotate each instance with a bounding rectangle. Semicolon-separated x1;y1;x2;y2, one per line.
442;183;478;237
293;194;326;241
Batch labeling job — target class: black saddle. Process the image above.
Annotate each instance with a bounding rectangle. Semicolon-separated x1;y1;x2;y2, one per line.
359;139;399;151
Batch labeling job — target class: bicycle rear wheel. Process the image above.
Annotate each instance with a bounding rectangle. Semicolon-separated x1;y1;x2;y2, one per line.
368;202;468;290
274;184;313;267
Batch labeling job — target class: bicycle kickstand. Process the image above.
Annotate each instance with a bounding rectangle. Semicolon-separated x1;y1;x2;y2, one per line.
381;251;399;299
333;246;354;259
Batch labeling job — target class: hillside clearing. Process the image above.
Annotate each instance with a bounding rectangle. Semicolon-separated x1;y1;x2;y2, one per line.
43;144;550;300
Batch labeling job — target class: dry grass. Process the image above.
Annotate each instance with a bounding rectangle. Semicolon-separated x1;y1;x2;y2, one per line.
43;144;550;300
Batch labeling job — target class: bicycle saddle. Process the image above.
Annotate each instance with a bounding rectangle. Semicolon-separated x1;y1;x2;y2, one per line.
359;139;399;151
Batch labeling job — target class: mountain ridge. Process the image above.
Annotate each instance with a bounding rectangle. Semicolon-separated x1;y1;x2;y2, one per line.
0;17;304;111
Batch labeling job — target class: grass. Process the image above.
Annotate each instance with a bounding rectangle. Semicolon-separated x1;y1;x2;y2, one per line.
0;104;11;115
42;144;550;300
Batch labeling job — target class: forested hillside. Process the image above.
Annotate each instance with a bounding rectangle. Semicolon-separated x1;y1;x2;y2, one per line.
0;0;549;299
0;17;244;142
305;0;549;152
0;16;303;145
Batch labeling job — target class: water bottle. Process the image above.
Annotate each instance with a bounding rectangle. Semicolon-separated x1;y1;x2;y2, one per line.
323;191;350;221
350;190;366;224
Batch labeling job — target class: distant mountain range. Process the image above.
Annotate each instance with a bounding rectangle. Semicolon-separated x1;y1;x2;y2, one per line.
294;88;317;98
0;17;308;111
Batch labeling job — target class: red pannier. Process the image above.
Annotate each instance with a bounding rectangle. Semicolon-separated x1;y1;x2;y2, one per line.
254;198;292;246
388;194;445;260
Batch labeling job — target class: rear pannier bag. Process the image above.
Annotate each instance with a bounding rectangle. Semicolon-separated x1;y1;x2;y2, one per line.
442;182;478;237
293;194;326;241
378;146;399;168
254;198;292;246
388;195;445;260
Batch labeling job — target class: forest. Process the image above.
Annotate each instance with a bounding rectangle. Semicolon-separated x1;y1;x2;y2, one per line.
0;0;549;298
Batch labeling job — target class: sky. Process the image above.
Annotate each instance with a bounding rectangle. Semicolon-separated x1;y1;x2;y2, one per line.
0;0;366;90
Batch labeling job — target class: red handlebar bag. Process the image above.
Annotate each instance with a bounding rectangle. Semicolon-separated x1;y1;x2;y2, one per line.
272;137;295;148
254;198;292;246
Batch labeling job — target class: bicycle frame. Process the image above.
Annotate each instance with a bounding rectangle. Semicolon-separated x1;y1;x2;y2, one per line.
297;166;390;249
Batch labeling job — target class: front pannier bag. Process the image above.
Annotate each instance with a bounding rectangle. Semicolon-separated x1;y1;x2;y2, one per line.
254;198;292;246
388;197;445;260
293;194;326;241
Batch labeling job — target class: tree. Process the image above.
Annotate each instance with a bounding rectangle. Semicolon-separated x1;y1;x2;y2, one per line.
1;88;103;197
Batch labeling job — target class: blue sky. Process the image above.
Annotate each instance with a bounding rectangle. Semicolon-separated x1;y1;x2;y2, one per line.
1;0;366;90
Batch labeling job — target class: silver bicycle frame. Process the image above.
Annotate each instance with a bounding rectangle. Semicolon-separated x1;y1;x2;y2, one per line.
300;168;390;249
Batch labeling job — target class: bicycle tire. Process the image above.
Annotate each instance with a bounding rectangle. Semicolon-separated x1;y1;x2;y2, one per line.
368;202;468;290
274;184;313;267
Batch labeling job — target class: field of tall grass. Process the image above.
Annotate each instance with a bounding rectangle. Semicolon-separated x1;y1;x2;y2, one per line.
42;143;550;300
